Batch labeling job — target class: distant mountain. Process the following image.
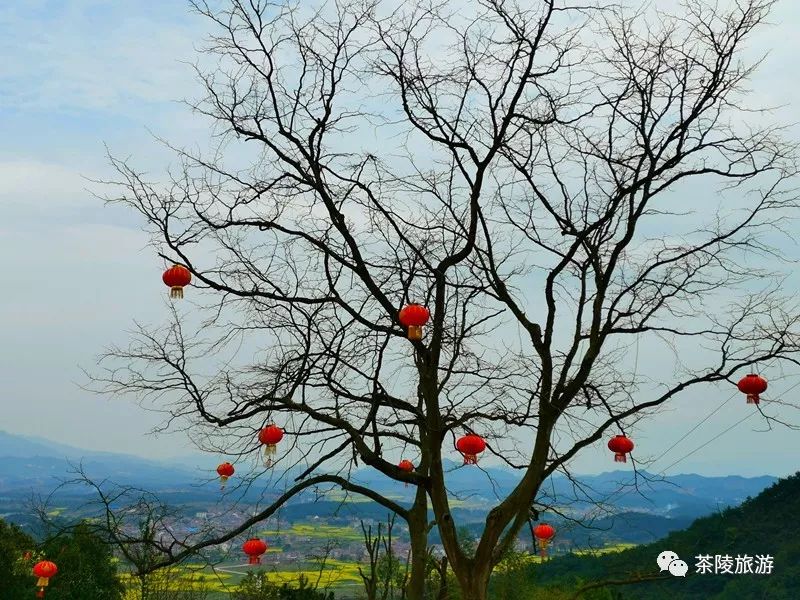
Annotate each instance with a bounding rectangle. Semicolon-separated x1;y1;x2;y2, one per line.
0;430;778;541
351;461;776;520
0;430;83;459
0;430;200;492
530;472;800;599
0;430;196;465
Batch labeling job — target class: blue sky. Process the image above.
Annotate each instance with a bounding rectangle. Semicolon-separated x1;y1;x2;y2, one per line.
1;1;800;477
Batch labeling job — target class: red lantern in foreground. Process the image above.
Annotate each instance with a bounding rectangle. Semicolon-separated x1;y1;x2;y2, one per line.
398;459;414;473
216;462;235;489
533;523;556;557
32;561;58;598
398;459;414;487
258;424;284;465
737;374;767;405
162;264;192;299
608;435;634;463
242;538;268;565
456;434;486;465
399;304;430;341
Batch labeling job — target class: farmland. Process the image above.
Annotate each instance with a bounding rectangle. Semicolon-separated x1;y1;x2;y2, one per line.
257;523;364;542
115;540;640;598
118;558;364;598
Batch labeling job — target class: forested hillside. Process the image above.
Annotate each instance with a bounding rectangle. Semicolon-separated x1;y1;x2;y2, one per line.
527;473;800;599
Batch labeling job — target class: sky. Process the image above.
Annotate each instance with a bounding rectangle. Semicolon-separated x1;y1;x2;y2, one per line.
1;0;800;477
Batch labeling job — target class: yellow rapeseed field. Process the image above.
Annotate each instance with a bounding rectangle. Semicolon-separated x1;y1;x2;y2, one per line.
257;523;363;541
119;558;363;596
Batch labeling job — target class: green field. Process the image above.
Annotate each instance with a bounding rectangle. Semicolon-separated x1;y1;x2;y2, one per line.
117;542;638;598
119;558;364;598
257;523;363;541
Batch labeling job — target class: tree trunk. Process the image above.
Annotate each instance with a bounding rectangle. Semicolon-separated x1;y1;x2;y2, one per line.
405;494;429;600
455;564;491;600
436;557;449;600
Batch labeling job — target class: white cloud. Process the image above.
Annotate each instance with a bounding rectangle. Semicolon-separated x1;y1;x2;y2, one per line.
0;160;90;206
0;0;798;471
0;0;202;114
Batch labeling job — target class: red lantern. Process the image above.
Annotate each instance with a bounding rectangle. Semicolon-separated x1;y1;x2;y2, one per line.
399;304;430;341
533;523;556;557
737;374;767;405
162;264;192;299
456;434;486;465
216;462;235;489
258;424;284;465
242;538;268;565
32;560;58;597
398;459;414;487
607;435;634;463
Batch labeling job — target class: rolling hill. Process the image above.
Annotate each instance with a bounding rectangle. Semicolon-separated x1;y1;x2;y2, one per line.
0;430;779;548
528;472;800;599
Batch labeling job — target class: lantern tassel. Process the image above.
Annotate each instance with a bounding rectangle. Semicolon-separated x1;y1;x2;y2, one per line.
462;453;477;465
263;445;277;467
219;475;228;489
170;287;184;299
407;325;423;341
36;578;49;587
249;556;260;565
540;540;549;558
747;394;759;405
614;453;626;463
37;591;45;599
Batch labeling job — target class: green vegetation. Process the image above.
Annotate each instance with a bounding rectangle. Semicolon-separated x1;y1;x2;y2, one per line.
0;518;124;599
0;518;35;598
527;472;800;599
233;573;334;599
257;524;362;542
116;560;361;597
9;472;799;599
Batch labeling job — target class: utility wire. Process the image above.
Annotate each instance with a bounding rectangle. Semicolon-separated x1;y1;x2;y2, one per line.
649;389;739;468
657;410;758;474
658;377;800;474
581;364;789;514
601;376;800;510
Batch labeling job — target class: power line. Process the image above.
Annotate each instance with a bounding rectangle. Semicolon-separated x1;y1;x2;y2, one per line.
581;367;791;514
648;389;739;469
658;411;758;473
658;376;800;474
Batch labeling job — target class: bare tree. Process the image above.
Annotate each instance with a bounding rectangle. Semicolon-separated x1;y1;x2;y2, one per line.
359;518;387;600
91;1;800;598
358;514;408;600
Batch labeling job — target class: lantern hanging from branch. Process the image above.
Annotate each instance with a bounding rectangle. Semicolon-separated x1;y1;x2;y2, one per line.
533;523;556;557
607;435;634;463
456;434;486;465
398;459;414;487
737;373;767;405
258;424;284;466
32;560;58;598
398;304;430;341
216;462;235;489
162;264;192;299
242;538;268;565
